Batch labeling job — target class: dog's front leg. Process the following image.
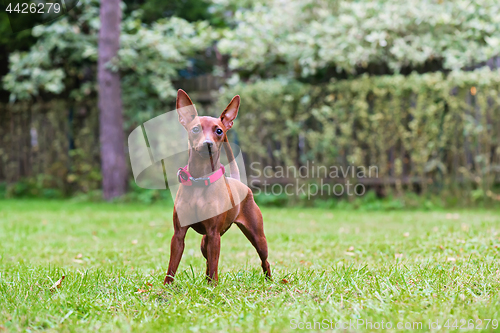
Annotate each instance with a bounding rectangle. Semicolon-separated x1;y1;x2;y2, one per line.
164;213;188;284
164;228;187;284
206;230;221;284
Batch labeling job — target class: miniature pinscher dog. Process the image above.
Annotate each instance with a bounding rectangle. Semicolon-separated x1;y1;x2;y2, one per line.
164;89;271;284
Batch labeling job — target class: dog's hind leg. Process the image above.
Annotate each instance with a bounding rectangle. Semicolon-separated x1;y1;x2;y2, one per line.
205;228;222;283
235;193;271;279
200;235;210;280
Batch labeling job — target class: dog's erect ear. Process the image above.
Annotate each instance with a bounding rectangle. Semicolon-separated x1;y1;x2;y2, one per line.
220;95;240;130
176;89;198;127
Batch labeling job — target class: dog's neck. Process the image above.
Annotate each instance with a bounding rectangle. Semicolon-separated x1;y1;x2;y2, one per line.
187;147;221;178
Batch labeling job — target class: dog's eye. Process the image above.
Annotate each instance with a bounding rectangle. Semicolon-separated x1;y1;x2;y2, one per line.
192;126;201;134
216;128;223;136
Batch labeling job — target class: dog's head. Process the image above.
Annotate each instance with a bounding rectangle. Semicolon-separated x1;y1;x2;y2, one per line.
176;89;239;159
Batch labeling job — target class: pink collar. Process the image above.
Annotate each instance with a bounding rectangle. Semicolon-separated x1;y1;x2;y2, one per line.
177;165;226;187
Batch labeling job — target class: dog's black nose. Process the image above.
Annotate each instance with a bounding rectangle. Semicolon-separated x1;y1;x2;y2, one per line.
203;140;214;149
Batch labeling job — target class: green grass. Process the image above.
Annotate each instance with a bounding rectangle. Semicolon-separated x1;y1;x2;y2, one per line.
0;199;499;332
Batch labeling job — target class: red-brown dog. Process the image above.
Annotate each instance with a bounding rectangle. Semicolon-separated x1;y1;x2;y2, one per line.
164;89;271;284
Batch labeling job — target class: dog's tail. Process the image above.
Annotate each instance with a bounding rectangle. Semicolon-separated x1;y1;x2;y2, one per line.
223;135;240;181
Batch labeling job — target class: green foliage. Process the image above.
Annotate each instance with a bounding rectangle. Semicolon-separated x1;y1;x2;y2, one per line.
119;15;217;124
2;0;100;102
0;100;102;197
0;12;35;50
217;68;500;203
253;192;290;207
72;181;175;204
3;0;500;204
253;188;448;210
334;191;444;211
67;149;102;193
2;0;217;124
122;180;174;205
0;5;37;96
218;78;312;166
218;0;500;78
138;0;212;24
4;176;64;199
0;182;6;197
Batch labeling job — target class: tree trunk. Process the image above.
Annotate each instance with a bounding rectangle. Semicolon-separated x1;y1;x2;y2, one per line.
97;0;127;200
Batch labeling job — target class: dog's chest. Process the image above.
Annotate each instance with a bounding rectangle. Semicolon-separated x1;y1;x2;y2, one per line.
175;179;234;227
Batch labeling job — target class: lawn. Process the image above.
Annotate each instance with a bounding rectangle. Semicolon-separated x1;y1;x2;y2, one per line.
0;199;499;332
